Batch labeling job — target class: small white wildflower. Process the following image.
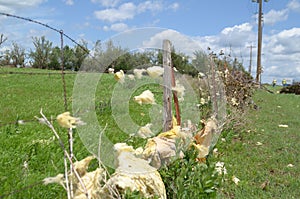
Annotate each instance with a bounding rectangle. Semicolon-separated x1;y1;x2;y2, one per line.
287;164;294;168
215;161;227;175
200;98;206;105
23;161;28;170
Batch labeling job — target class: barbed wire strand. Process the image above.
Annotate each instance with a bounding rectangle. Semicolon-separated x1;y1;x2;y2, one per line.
0;181;43;199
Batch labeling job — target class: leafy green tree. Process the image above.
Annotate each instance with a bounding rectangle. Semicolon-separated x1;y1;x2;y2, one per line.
73;39;89;71
62;45;75;70
29;36;52;69
48;46;61;70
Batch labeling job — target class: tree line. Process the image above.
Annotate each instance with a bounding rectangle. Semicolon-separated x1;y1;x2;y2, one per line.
0;34;247;77
0;34;89;71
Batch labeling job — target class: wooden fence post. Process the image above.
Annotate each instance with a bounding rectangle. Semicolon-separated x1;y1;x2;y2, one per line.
163;39;173;132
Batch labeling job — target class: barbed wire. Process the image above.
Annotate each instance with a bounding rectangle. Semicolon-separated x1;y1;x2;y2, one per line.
0;71;76;75
0;12;89;54
0;181;43;199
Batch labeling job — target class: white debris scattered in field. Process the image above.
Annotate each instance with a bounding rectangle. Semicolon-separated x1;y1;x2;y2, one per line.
127;74;135;80
133;90;156;105
232;176;240;185
146;66;164;78
137;123;154;138
192;143;209;160
256;142;263;146
43;174;65;189
287;164;294;168
102;143;166;199
108;68;114;74
75;168;105;199
56;112;85;128
133;68;146;79
278;124;288;128
114;70;125;84
172;80;185;101
142;125;188;169
73;156;95;176
17;120;25;125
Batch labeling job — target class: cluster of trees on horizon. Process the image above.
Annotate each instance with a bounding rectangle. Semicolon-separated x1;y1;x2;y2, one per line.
0;34;248;77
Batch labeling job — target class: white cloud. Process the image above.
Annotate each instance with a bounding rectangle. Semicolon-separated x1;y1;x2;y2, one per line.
168;2;179;11
142;29;203;58
94;1;179;23
0;0;46;13
94;2;136;22
91;0;121;7
0;0;45;9
137;1;163;13
219;23;255;48
287;0;300;12
261;27;300;81
142;23;300;82
64;0;74;6
266;28;300;54
264;9;289;25
103;23;129;32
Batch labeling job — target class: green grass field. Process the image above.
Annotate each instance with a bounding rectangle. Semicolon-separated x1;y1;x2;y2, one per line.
0;67;299;198
215;87;300;198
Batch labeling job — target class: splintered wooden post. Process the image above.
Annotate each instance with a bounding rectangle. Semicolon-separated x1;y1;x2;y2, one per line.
163;39;173;132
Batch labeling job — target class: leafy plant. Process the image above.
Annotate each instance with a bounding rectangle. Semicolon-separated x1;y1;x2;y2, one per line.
159;147;222;199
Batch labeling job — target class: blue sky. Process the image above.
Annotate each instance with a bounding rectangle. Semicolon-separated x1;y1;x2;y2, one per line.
1;0;300;83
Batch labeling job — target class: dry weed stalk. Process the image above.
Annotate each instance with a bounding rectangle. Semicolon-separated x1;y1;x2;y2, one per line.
97;124;121;199
39;109;90;199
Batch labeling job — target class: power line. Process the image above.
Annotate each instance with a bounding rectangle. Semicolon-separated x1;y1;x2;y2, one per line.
247;44;256;75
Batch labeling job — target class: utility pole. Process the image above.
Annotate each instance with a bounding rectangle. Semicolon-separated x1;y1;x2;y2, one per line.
247;44;256;75
253;0;269;84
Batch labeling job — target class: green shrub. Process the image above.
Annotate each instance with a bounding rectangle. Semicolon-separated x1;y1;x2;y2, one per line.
159;148;222;199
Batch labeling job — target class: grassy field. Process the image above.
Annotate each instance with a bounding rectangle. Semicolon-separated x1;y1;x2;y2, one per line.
214;87;300;198
0;67;299;198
